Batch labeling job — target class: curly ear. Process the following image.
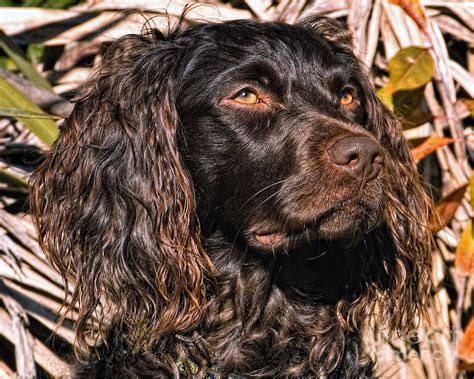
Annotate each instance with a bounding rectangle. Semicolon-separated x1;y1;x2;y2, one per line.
357;90;432;334
30;32;213;353
297;16;353;48
335;89;432;338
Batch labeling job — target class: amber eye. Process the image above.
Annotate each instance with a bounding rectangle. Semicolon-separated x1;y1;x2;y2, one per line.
340;89;354;106
233;90;259;105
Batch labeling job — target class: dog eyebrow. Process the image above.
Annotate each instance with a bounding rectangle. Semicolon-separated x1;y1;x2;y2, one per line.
217;61;289;98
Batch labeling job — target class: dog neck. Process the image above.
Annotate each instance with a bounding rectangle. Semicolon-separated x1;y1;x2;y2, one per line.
199;230;372;376
204;230;361;302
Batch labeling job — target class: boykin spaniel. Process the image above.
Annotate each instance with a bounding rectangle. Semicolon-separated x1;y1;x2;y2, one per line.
31;16;432;378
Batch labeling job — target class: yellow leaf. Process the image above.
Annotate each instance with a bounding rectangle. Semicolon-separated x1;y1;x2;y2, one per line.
386;47;434;94
464;99;474;118
0;107;60;119
455;220;474;276
0;169;28;188
0;77;58;145
377;87;393;111
0;29;53;92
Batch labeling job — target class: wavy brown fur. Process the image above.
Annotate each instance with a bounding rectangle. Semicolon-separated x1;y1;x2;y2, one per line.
30;16;432;378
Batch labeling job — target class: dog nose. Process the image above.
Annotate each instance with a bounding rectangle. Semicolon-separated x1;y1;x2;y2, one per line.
327;135;384;182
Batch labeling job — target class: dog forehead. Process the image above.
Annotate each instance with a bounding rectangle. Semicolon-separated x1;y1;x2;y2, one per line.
178;21;339;72
175;20;354;98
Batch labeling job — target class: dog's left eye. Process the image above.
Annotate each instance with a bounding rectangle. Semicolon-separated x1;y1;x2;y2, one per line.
233;90;260;105
340;89;354;106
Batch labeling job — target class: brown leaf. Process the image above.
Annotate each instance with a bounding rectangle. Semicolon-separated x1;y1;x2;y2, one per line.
463;99;474;117
429;184;468;233
408;136;429;149
460;317;474;364
455;220;474;276
411;137;456;162
388;0;426;32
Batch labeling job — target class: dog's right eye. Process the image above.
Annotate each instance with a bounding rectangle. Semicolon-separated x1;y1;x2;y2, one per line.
340;89;354;106
233;90;259;105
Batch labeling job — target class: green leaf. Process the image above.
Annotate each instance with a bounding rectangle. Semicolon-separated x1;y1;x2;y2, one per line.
386;46;435;93
377;47;435;127
0;30;53;92
401;108;433;129
26;43;45;65
0;169;28;188
377;87;393;111
379;83;431;124
22;0;81;9
392;87;426;120
0;56;17;70
0;107;60;119
0;77;59;145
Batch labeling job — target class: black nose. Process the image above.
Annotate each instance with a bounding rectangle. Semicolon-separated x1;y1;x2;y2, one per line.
327;135;384;182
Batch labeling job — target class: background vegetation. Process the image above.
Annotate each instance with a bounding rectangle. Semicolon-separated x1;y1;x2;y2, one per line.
0;0;472;377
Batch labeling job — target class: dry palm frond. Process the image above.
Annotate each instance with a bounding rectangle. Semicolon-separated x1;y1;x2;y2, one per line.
0;1;472;377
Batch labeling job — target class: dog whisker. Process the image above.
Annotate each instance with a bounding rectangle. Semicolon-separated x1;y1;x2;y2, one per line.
238;179;287;212
230;190;281;255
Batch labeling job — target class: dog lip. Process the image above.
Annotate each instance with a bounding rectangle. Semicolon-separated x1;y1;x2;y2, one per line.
254;231;287;246
251;198;375;247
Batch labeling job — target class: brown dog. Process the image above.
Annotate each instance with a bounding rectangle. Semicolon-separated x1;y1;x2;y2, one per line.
31;17;432;378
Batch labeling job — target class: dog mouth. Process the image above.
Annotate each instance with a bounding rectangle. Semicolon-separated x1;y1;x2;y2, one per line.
250;199;381;249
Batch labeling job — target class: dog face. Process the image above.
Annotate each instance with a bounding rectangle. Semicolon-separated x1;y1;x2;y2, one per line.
176;21;387;252
31;17;432;362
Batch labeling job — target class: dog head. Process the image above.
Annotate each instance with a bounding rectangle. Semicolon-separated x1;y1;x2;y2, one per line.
31;17;432;353
176;19;389;252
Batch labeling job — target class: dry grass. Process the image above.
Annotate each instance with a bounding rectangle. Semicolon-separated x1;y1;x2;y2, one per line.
0;1;473;377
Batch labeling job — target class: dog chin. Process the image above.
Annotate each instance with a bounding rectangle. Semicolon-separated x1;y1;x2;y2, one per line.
317;216;366;248
317;204;380;247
